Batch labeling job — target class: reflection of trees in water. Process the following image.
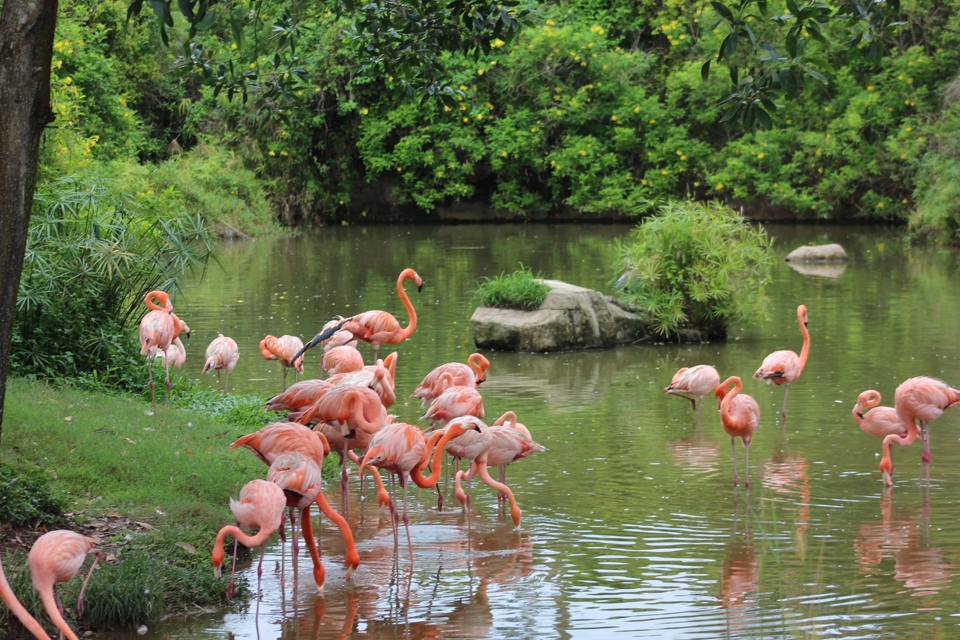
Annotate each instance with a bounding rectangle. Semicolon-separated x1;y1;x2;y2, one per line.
854;491;956;598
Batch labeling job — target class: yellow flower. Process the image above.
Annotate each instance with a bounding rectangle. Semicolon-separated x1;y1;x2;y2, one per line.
917;136;925;142
649;119;656;124
579;150;586;156
361;108;369;115
64;76;73;85
491;38;505;48
269;150;275;156
611;115;618;121
661;170;668;175
877;202;884;208
55;60;62;68
501;151;508;157
556;109;562;115
463;117;469;122
641;179;648;185
444;105;452;112
546;18;555;25
676;150;682;156
817;167;823;173
694;182;700;187
867;85;874;91
681;155;687;161
758;153;765;159
280;151;288;156
900;154;907;159
478;69;486;75
530;127;537;133
231;43;238;49
716;183;724;190
786;119;793;124
903;199;909;203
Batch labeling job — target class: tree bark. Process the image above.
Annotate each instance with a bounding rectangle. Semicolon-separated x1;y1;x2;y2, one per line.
0;0;59;441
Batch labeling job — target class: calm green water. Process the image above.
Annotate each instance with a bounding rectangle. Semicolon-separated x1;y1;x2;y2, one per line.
152;223;960;639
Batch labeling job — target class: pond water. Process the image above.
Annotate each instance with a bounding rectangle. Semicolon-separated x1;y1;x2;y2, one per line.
152;223;960;639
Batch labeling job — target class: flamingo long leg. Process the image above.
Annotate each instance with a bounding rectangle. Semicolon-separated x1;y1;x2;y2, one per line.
921;421;931;463
744;440;751;489
400;474;413;561
474;461;522;527
781;385;790;421
76;549;100;617
300;507;325;589
315;488;360;571
148;360;157;417
730;437;739;487
164;364;171;422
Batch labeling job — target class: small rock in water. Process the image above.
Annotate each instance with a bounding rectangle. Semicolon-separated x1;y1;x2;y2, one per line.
137;625;148;636
785;243;848;262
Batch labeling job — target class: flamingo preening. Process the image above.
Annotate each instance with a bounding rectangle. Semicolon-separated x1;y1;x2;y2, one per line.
260;335;304;391
754;304;809;421
411;353;490;407
202;333;239;393
139;290;189;420
665;364;721;424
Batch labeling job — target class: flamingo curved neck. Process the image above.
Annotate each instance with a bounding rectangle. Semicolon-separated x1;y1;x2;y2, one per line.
348;392;383;432
38;586;79;640
396;272;418;342
214;525;274;566
880;422;920;472
412;428;460;488
495;411;517;427
797;309;810;375
720;379;742;420
0;563;47;640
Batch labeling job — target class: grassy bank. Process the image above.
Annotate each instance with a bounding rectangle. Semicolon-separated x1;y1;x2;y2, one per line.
0;378;293;636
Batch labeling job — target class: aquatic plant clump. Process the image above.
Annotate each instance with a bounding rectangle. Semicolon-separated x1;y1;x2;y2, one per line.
615;200;774;339
476;265;550;310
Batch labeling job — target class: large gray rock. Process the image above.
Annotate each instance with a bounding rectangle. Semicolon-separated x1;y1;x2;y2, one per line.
471;280;650;352
785;243;848;262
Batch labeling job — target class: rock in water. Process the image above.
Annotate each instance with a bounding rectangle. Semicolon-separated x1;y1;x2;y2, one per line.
785;244;848;262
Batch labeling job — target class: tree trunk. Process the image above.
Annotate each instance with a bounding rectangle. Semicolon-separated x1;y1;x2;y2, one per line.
0;0;59;441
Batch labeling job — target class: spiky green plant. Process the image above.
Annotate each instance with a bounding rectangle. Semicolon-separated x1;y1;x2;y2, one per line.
614;200;774;339
476;264;550;310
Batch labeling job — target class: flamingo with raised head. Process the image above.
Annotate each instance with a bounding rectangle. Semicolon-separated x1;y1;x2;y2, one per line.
665;364;721;424
260;335;304;391
295;268;424;363
202;333;239;393
411;353;490;407
421;385;485;427
212;479;286;601
754;304;809;420
28;530;100;640
0;553;47;639
716;376;760;489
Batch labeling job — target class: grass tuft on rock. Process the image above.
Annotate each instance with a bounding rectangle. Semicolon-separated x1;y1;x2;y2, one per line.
476;264;550;310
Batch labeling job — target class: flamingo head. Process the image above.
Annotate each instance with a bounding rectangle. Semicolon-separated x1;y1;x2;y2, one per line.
878;457;894;486
798;304;808;327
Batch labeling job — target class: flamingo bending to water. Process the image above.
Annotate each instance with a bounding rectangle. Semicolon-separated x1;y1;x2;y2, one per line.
260;335;304;391
411;353;490;407
28;530;100;640
754;304;809;420
716;376;760;489
854;391;908;440
202;334;239;393
296;268;424;363
665;365;721;424
0;553;48;639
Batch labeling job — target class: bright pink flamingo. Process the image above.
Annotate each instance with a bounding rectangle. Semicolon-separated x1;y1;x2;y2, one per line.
753;304;810;420
296;268;424;363
880;377;960;485
665;364;721;424
319;316;358;350
0;553;48;639
265;379;331;413
322;345;365;377
327;353;398;409
359;422;470;557
421;385;485;427
260;335;305;391
716;376;760;489
411;353;491;407
202;334;239;393
28;531;100;640
212;479;286;601
229;423;360;577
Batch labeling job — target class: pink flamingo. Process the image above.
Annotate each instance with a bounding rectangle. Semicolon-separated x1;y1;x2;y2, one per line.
411;353;491;407
259;334;304;391
754;304;810;420
139;290;176;418
665;364;721;424
202;333;239;393
880;377;960;485
854;390;908;440
327;353;398;409
322;345;365;377
0;553;48;639
28;530;100;640
716;376;760;489
212;479;286;601
421;385;485;427
265;379;331;413
319;316;358;350
359;422;470;557
296;268;424;363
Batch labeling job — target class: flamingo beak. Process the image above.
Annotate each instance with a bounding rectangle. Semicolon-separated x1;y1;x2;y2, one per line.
417;282;424;293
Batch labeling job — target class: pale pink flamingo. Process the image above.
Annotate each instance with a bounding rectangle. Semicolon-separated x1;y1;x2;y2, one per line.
28;531;100;640
442;416;523;527
716;376;760;488
753;304;809;420
359;422;471;557
854;390;908;442
0;553;48;639
159;336;186;403
260;334;304;391
411;353;490;407
212;479;286;602
229;423;360;576
322;345;365;377
421;385;485;427
327;353;397;409
664;364;721;424
201;333;239;393
296;268;424;363
880;376;960;485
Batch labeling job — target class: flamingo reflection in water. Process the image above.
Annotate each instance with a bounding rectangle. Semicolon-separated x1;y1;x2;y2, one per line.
669;434;722;478
718;498;759;636
761;447;812;542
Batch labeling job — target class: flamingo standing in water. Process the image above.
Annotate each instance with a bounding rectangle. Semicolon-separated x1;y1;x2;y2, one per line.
359;421;471;558
260;335;304;391
0;553;48;639
295;268;424;363
202;334;239;393
716;376;760;489
411;353;490;407
421;385;485;427
28;530;100;640
212;479;286;601
854;390;908;441
880;377;960;486
664;364;721;424
754;304;809;420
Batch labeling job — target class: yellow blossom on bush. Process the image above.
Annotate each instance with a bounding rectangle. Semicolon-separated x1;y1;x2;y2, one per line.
716;183;724;190
491;38;505;48
269;150;275;156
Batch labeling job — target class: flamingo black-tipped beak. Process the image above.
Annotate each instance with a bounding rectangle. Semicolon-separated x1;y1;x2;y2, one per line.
417;282;424;293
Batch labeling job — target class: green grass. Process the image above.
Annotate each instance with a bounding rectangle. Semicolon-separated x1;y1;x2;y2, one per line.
476;264;550;310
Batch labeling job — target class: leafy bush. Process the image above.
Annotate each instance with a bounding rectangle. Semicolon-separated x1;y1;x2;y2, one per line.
476;265;550;310
615;201;773;339
0;464;64;527
83;554;165;631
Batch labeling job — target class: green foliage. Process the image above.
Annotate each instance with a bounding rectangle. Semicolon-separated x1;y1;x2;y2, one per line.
83;554;166;630
908;96;960;243
0;464;64;527
476;265;550;310
615;201;774;338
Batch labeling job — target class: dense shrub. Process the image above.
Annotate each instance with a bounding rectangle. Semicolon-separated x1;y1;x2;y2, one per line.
476;265;550;310
0;464;64;527
615;201;774;339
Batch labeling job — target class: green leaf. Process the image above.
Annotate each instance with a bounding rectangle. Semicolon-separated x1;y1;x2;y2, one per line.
701;59;711;81
711;1;735;21
195;9;216;29
800;64;828;83
729;64;739;85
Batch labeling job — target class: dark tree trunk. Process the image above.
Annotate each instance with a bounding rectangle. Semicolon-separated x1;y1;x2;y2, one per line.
0;0;59;441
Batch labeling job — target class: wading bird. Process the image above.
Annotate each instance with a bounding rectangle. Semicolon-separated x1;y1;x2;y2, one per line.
212;479;286;601
28;530;100;640
295;268;424;364
421;385;485;427
322;345;365;377
411;353;491;407
854;390;908;441
754;304;809;420
0;552;47;639
665;364;721;424
716;376;760;489
139;290;181;418
202;334;239;393
260;335;304;391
